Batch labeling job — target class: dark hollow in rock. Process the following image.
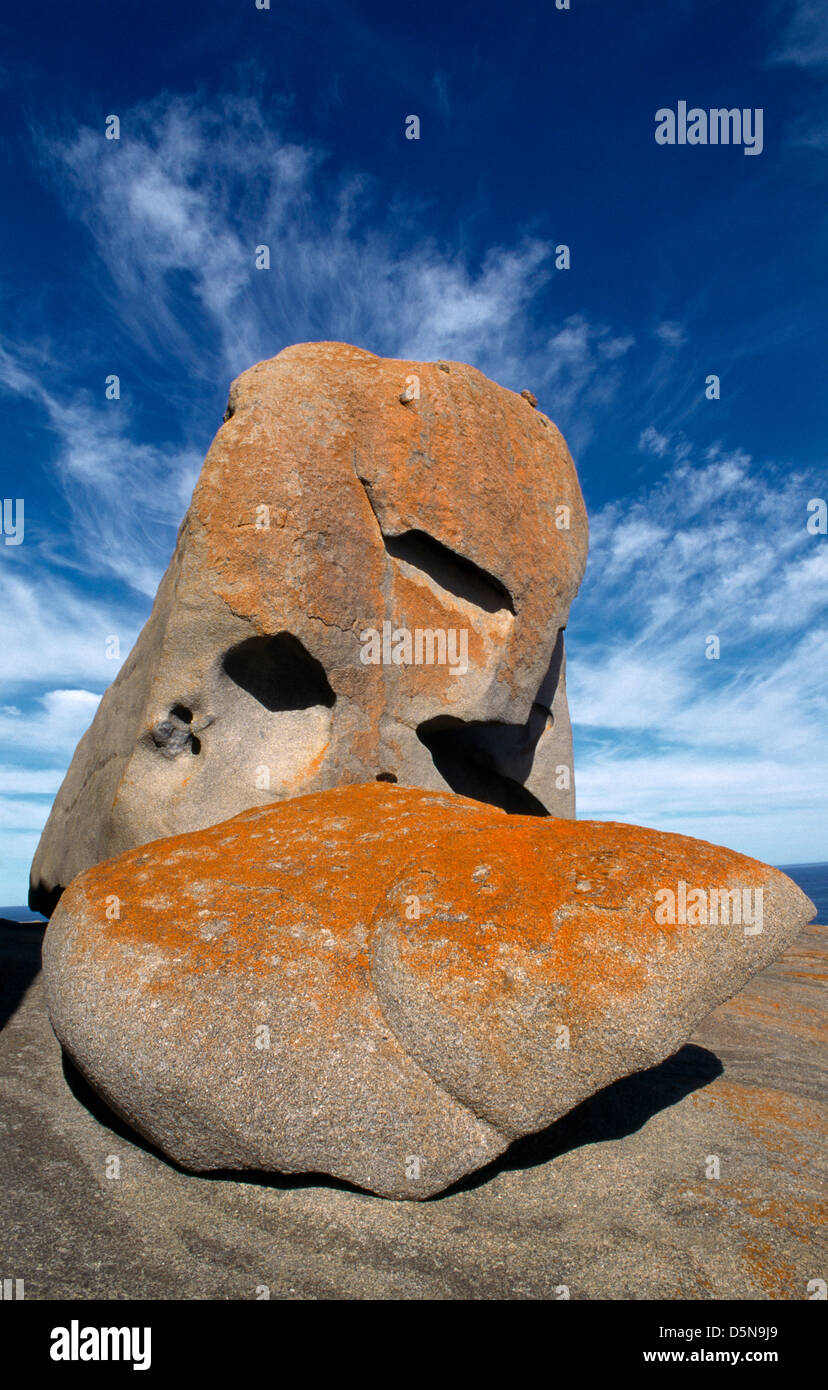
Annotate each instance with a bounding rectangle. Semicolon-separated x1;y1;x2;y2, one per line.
417;715;549;815
384;530;515;615
222;633;336;712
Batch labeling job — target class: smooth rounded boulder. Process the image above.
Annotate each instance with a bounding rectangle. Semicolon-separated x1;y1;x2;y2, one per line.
42;785;815;1199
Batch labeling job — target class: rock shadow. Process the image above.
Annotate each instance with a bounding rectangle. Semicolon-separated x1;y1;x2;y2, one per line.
384;529;515;614
61;1041;722;1204
417;715;550;815
0;921;45;1030
438;1043;724;1198
222;633;335;712
416;631;566;815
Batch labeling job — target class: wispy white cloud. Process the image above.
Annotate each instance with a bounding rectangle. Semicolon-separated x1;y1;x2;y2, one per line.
749;547;828;630
654;320;687;347
35;92;573;391
513;316;636;454
569;446;828;859
574;747;825;865
0;566;138;688
0;692;102;904
770;0;828;67
0;689;101;758
0;342;200;596
28;90;639;421
768;0;828;150
0;89;644;609
0;767;65;794
1;88;649;625
639;425;670;457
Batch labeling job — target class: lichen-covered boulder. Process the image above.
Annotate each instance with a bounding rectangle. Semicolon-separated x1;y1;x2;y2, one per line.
30;343;588;915
42;785;815;1199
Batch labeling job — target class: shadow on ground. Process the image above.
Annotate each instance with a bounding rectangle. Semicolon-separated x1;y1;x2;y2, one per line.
61;1039;723;1201
2;922;724;1202
0;921;44;1029
448;1042;723;1196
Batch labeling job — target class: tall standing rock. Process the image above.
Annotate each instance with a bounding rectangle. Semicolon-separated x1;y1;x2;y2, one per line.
30;343;588;912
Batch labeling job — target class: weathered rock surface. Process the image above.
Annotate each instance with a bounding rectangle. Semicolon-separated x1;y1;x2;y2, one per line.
30;343;588;914
3;918;824;1298
42;785;815;1199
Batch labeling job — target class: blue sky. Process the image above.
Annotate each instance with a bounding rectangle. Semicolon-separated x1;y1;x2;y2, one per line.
1;0;826;902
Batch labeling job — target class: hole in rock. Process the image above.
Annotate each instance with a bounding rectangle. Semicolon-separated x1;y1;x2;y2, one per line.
222;633;336;712
384;530;515;615
151;708;201;758
376;772;398;783
417;716;548;816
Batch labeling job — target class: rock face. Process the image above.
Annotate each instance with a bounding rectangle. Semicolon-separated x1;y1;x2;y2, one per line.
30;343;588;915
42;784;815;1200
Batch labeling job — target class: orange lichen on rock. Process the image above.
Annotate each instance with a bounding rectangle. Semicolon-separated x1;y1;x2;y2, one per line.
42;784;815;1199
710;1081;826;1164
30;343;588;915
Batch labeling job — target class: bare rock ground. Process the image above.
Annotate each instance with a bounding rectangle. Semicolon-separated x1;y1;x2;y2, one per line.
0;919;824;1300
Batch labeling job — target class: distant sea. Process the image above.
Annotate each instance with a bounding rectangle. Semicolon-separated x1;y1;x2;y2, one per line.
775;863;828;925
2;863;827;926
